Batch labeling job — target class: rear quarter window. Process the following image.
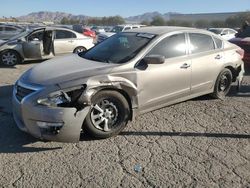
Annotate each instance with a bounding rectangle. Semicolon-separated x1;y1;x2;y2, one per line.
55;30;76;39
213;36;223;49
189;33;215;54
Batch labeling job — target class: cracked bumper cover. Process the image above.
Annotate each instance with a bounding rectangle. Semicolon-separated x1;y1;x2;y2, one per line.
12;89;90;143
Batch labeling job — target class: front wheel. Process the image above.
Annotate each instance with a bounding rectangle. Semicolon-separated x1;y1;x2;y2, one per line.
84;91;130;138
211;68;232;99
0;50;21;66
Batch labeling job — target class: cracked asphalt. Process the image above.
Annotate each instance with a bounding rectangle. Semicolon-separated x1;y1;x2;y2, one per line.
0;62;250;187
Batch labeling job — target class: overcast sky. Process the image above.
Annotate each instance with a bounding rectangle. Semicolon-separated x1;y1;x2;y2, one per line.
1;0;250;17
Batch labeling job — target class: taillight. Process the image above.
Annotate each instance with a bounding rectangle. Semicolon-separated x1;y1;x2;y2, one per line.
236;48;245;59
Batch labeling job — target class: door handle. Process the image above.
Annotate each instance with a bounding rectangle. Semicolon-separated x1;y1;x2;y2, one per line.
215;54;222;59
180;63;191;69
68;40;74;43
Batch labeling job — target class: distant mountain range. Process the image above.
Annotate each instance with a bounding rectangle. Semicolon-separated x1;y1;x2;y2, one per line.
17;11;89;23
16;11;243;23
126;11;242;23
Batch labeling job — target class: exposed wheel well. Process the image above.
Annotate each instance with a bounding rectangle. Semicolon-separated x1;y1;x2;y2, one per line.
225;66;238;82
95;88;133;121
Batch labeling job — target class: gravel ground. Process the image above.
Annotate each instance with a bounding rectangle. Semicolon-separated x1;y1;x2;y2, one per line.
0;62;250;187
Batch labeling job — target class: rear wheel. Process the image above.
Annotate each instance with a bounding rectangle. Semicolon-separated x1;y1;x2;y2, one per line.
73;47;86;54
211;68;232;99
84;91;130;138
0;50;21;66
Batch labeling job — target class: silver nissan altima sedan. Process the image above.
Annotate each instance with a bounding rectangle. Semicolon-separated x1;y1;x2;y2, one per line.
12;26;245;142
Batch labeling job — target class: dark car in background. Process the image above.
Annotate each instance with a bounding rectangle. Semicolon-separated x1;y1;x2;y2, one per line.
230;26;250;67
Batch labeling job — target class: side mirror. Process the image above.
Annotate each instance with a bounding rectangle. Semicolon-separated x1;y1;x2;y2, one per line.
142;55;165;64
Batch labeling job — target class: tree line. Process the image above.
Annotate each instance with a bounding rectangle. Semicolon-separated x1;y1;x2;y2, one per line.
142;12;250;28
60;12;250;29
61;16;125;25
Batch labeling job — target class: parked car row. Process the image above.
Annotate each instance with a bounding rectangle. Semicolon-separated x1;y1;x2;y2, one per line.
1;23;249;68
96;24;146;43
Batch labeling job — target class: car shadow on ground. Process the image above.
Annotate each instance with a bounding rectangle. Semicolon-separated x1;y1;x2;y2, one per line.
0;85;62;154
120;131;250;139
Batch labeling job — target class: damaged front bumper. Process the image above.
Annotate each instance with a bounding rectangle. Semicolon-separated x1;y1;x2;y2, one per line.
12;82;90;143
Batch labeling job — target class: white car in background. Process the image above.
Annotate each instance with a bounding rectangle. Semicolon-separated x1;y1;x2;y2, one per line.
0;27;94;66
208;28;237;40
96;24;146;43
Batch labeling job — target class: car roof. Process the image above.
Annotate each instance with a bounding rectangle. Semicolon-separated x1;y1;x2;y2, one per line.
126;26;200;36
0;24;24;29
209;28;236;30
30;26;78;33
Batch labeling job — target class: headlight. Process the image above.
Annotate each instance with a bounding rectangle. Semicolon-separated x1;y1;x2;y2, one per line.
37;85;86;107
37;91;71;107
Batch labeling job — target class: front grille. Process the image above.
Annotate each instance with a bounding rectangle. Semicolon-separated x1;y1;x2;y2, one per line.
16;85;35;102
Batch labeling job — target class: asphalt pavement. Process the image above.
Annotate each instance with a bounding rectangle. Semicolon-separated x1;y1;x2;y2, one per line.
0;62;249;187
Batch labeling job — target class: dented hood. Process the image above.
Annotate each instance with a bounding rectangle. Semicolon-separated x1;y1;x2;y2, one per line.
20;54;117;85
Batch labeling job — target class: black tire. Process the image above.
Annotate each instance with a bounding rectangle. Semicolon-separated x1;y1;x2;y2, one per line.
73;46;86;54
211;68;233;99
0;50;21;66
84;90;130;139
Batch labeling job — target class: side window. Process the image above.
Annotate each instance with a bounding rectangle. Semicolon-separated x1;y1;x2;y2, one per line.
147;34;186;58
189;33;215;54
221;30;228;35
132;26;138;29
5;27;17;32
55;30;76;39
228;30;236;34
213;36;223;49
124;27;131;31
27;31;44;41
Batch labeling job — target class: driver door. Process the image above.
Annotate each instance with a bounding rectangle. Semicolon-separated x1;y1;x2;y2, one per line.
136;33;191;112
22;29;44;59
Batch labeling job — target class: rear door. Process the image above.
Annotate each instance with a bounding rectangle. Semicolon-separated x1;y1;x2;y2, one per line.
188;32;224;94
54;30;77;55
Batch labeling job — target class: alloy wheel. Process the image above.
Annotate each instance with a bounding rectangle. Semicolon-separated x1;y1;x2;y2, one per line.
90;99;119;132
2;51;18;66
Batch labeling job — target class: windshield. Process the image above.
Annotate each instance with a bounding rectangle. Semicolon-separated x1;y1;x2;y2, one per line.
8;30;29;41
80;32;155;64
111;26;124;33
208;29;222;34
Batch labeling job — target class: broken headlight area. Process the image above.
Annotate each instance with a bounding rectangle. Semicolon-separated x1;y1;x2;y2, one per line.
37;85;87;110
